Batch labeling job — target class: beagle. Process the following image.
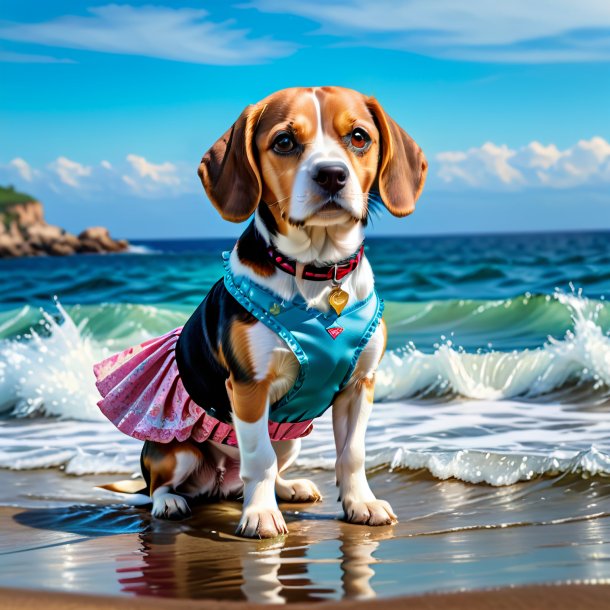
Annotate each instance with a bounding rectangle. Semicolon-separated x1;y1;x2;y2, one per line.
95;86;427;538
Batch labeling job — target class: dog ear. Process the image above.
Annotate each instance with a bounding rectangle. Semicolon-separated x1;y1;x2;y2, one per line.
366;97;428;217
198;104;264;223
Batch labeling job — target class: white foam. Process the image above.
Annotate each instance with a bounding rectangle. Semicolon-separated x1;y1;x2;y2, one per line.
0;420;141;474
376;290;610;401
1;292;610;488
0;300;108;419
294;398;610;485
126;243;161;255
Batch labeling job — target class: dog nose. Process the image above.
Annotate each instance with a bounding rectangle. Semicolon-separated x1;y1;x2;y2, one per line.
313;163;348;195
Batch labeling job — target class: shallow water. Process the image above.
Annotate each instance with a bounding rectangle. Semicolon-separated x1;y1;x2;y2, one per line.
1;468;609;602
1;230;610;599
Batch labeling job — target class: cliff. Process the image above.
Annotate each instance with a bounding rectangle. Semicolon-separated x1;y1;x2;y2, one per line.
0;186;129;258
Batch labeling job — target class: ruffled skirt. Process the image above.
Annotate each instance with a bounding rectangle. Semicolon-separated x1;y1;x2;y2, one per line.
93;327;312;446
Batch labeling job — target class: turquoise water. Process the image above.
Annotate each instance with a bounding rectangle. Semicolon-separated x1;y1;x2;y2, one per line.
1;231;610;485
2;231;610;352
2;230;610;601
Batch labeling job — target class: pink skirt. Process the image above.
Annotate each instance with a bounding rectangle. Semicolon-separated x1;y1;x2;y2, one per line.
93;327;313;446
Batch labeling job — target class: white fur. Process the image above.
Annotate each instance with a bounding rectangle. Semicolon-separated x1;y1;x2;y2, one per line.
333;323;396;525
231;87;374;311
274;438;322;502
152;485;191;519
233;405;288;538
173;450;199;486
150;450;199;518
246;322;299;403
229;230;373;312
290;90;365;223
144;88;394;535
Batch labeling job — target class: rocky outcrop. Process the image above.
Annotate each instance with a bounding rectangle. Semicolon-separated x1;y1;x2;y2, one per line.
0;199;128;259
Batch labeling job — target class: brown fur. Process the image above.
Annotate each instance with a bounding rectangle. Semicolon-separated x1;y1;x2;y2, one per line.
228;319;256;378
357;375;376;404
366;97;428;217
142;440;202;496
229;376;273;423
140;87;423;527
198;86;427;229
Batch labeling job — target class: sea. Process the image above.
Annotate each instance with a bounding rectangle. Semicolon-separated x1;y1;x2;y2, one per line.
3;230;610;600
1;230;610;487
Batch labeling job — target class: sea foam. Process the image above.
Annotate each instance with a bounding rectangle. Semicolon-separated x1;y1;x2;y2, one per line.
376;290;610;402
1;291;610;486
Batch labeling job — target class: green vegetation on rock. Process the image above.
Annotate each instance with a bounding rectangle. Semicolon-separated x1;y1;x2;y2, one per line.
0;185;35;208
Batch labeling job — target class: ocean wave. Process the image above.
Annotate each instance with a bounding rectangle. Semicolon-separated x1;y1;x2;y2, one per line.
376;290;610;402
0;420;141;474
1;291;610;489
0;300;189;419
1;416;608;487
126;243;162;255
1;291;610;420
297;446;610;486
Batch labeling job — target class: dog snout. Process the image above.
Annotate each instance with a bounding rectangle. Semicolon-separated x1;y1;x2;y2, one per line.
312;162;348;196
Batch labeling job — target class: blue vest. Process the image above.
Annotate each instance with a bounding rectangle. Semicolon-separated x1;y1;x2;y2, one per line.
222;252;383;423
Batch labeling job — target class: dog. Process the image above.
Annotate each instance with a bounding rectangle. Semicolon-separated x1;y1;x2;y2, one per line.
95;85;427;538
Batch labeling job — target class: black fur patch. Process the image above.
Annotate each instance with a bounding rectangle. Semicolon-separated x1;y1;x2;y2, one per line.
175;278;256;423
258;201;279;235
236;221;276;277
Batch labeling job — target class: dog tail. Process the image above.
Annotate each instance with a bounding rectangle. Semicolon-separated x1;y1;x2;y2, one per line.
96;480;151;506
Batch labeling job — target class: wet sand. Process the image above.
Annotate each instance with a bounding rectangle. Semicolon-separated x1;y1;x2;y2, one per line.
1;583;610;610
1;465;610;605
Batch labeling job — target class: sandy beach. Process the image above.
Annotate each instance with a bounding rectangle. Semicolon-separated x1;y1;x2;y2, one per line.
2;583;610;610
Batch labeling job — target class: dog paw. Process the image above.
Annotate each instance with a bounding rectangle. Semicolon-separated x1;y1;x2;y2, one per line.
236;506;288;538
276;478;322;503
151;492;191;520
343;499;397;526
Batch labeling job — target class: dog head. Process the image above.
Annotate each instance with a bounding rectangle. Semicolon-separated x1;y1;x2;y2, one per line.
198;86;427;231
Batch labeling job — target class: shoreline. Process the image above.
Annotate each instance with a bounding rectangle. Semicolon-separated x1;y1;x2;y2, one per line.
2;465;610;603
2;584;610;610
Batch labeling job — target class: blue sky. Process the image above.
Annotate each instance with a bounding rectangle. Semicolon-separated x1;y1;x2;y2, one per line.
1;1;609;238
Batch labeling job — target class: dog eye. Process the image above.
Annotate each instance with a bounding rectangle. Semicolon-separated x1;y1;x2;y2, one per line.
272;132;297;154
350;128;370;150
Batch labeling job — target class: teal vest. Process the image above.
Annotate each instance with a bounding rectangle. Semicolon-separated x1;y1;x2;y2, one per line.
222;252;383;423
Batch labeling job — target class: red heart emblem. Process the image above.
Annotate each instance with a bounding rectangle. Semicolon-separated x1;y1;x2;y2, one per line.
326;326;344;340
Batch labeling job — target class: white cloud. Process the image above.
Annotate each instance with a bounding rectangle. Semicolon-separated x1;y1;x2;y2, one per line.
0;5;297;66
3;138;609;201
125;154;181;188
0;50;74;64
248;0;610;63
9;158;34;182
438;143;524;187
437;136;610;189
519;142;564;170
0;154;195;198
49;156;92;187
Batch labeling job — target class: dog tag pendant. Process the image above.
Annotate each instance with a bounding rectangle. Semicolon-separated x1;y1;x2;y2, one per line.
328;285;349;315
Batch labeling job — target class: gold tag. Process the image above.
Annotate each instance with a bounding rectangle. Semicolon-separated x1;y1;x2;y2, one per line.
328;285;349;315
269;303;281;315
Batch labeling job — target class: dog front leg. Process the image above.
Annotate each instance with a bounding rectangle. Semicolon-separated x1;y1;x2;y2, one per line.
333;376;397;526
230;377;288;538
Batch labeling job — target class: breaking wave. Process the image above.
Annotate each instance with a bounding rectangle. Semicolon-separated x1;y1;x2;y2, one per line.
1;289;610;485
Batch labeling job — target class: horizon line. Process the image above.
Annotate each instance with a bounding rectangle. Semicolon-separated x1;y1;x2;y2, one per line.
128;227;610;242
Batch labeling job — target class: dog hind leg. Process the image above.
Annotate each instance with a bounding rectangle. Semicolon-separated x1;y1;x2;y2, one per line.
142;440;201;520
274;438;322;503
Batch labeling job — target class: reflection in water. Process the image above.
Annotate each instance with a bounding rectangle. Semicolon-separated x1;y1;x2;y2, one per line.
7;469;610;601
112;504;394;602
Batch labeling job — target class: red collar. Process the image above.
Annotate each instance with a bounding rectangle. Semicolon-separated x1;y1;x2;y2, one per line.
266;243;365;282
